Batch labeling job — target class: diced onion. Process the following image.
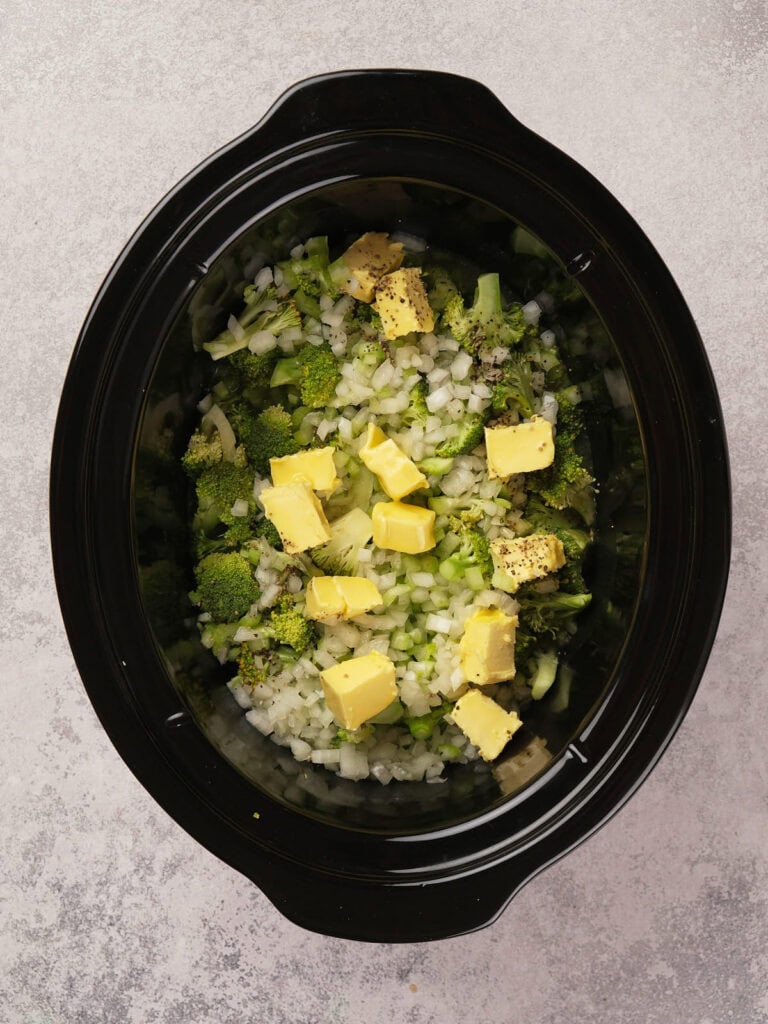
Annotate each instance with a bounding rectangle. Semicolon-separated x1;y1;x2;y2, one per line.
227;314;245;342
425;613;453;634
522;300;541;325
202;404;236;462
231;498;249;517
248;330;277;355
426;385;452;413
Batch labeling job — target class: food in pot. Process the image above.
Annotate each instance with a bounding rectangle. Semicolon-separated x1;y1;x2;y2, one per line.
182;231;598;783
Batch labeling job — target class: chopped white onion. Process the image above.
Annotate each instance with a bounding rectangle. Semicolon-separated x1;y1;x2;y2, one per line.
539;329;557;349
426;385;452;413
425;613;453;635
227;314;245;342
253;266;273;291
248;330;277;355
522;300;541;325
201;404;236;462
450;350;473;381
230;498;249;518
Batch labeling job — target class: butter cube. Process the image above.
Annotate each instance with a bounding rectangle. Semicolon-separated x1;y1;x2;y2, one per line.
260;482;331;554
372;501;436;554
485;417;555;478
490;533;565;593
338;232;405;302
460;608;518;686
306;576;383;621
450;688;522;761
320;651;398;730
373;268;435;341
359;423;427;500
270;447;339;494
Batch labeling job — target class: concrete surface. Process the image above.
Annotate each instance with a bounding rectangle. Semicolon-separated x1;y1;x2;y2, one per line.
2;1;767;1021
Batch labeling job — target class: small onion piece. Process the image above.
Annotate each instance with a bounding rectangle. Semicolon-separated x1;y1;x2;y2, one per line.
227;314;245;342
202;403;237;462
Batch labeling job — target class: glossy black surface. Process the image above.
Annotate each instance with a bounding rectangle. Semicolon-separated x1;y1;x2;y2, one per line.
50;70;730;942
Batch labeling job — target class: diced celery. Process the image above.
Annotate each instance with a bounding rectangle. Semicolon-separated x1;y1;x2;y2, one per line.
465;566;485;591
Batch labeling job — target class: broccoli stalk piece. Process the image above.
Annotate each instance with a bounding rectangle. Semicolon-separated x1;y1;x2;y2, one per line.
192;552;260;623
194;461;254;530
405;700;453;741
182;429;223;477
203;294;301;361
352;338;387;374
435;413;486;457
311;508;373;575
438;521;493;589
443;273;533;354
270;343;341;409
418;457;455;477
277;236;339;299
530;649;559;700
490;353;536;417
267;597;316;654
194;519;255;559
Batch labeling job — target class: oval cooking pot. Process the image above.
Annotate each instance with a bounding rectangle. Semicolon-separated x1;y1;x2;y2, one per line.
50;70;730;942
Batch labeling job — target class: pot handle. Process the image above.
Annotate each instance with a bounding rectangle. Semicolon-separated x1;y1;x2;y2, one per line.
249;853;540;943
244;69;524;153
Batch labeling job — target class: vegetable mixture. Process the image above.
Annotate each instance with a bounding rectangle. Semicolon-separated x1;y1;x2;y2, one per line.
182;231;596;784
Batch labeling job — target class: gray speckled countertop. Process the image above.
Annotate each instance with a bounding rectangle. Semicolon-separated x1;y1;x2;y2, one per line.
2;1;767;1021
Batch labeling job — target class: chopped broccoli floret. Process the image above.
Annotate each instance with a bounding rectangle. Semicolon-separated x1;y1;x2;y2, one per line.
529;427;596;525
522;496;591;595
268;598;316;654
253;515;282;549
438;521;493;585
195;462;254;528
518;591;592;637
182;429;223;477
228;347;280;390
490;353;536;418
443;273;533;354
277;236;338;299
237;644;268;686
194;519;254;559
418;456;454;477
425;266;460;313
192;552;260;622
529;648;559;700
228;403;298;474
435;413;485;457
311;507;373;575
270;343;341;409
402;375;429;427
203;289;300;361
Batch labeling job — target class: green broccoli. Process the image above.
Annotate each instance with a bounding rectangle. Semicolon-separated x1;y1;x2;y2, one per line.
227;347;281;390
435;413;485;457
490;353;536;418
182;429;223;477
405;701;453;741
332;724;374;746
277;236;339;299
518;591;592;637
443;273;533;354
237;644;268;686
192;552;260;622
438;521;493;588
253;515;282;549
204;297;300;362
352;338;387;374
270;343;341;409
522;496;590;561
194;462;254;528
228;403;299;474
402;376;429;427
425;265;460;313
418;457;454;477
267;598;316;654
311;507;372;575
528;424;596;525
194;519;255;559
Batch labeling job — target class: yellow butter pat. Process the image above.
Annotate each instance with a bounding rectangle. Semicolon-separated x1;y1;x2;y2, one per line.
373;268;435;341
484;417;555;478
260;482;331;554
451;688;522;761
460;608;518;686
270;447;339;493
320;651;399;730
338;232;405;302
372;501;436;554
306;576;383;621
490;533;565;593
359;423;427;500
